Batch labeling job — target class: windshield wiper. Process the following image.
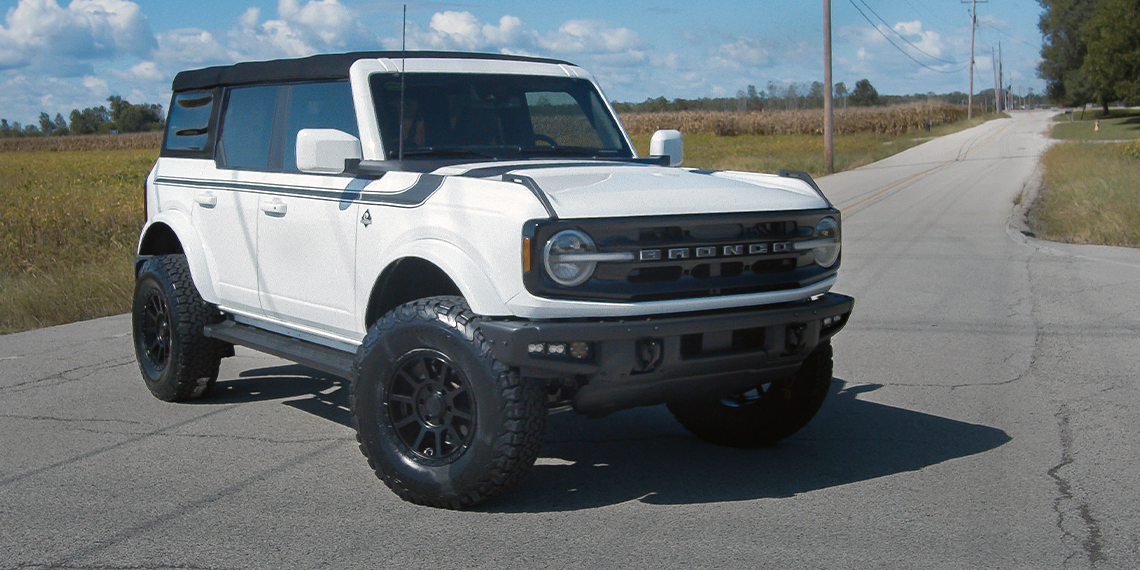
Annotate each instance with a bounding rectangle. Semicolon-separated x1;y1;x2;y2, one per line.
514;146;619;158
400;147;499;159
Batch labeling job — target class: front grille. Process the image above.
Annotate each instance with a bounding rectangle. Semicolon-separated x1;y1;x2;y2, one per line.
525;209;840;303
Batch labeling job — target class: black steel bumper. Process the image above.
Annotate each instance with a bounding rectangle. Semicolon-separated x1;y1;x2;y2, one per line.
478;293;854;414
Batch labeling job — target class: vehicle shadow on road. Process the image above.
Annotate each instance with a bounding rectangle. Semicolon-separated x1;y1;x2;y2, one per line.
199;369;1010;513
486;378;1011;513
200;364;354;428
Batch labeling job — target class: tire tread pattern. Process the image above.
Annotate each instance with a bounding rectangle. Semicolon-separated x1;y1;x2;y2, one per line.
134;254;227;401
351;296;545;509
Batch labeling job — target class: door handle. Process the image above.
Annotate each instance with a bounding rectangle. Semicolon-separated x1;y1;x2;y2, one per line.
261;200;288;216
195;193;217;208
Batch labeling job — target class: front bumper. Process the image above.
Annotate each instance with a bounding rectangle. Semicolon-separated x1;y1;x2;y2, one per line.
478;292;854;414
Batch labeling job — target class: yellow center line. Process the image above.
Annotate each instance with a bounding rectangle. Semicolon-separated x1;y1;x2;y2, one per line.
839;121;1013;216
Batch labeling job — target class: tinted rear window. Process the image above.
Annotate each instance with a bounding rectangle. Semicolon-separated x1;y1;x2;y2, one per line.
164;92;215;152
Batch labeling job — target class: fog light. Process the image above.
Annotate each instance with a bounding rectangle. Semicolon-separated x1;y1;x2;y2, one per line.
548;343;566;355
569;342;590;359
527;343;545;354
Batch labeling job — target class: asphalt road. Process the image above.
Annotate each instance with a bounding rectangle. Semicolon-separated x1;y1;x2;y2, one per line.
3;110;1138;569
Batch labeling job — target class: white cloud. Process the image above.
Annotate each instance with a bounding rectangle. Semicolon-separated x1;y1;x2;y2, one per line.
892;20;945;59
274;0;369;49
534;19;642;55
153;28;231;66
109;60;161;81
835;18;965;85
239;7;260;30
389;12;523;52
385;11;647;77
152;0;374;69
0;0;156;68
716;37;771;67
81;74;107;93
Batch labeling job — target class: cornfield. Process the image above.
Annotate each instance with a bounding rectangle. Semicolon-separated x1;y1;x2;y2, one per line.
618;102;968;137
0;132;162;152
1;148;155;332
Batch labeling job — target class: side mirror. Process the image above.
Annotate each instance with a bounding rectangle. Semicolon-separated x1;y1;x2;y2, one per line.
650;129;683;166
296;128;363;174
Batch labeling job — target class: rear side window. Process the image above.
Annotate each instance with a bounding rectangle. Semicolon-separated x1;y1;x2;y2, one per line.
218;85;279;170
163;91;217;155
282;81;357;172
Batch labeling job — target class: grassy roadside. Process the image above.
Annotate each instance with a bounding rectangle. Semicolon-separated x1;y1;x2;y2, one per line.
0;113;1004;335
1050;108;1140;141
1;149;154;334
1028;141;1140;247
1026;109;1140;248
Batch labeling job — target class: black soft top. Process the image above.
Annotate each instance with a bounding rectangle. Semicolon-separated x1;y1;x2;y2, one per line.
171;51;575;92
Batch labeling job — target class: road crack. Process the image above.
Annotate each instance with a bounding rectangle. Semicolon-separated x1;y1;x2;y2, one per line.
0;357;135;394
0;412;352;443
1048;404;1107;569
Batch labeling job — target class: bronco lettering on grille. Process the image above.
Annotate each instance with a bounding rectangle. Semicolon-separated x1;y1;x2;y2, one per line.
639;242;792;261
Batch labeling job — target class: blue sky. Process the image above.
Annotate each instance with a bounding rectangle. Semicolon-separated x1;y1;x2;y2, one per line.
0;0;1046;125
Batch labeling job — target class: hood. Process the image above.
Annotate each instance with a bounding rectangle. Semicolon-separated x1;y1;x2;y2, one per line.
471;162;831;219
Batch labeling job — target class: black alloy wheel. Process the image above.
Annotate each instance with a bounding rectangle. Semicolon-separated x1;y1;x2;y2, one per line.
385;349;476;465
139;290;172;370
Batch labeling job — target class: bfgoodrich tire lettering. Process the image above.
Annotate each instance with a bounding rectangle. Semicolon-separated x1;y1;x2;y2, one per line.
351;296;545;509
668;341;834;448
132;254;227;402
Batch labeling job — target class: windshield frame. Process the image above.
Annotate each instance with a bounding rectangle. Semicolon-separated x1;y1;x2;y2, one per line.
369;72;634;161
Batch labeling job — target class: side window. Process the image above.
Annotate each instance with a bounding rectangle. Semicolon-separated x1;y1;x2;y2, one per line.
218;85;279;170
282;81;357;172
163;91;216;154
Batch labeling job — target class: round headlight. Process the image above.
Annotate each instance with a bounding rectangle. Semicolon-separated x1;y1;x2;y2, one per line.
543;229;597;286
813;217;841;268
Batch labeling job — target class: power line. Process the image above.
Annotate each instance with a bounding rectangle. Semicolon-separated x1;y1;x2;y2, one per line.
977;20;1033;47
847;0;969;74
856;0;958;64
899;0;957;28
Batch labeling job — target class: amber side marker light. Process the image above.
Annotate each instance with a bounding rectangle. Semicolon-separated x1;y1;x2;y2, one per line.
523;237;532;272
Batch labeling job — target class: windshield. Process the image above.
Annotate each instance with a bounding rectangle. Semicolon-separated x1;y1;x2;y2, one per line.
371;73;633;160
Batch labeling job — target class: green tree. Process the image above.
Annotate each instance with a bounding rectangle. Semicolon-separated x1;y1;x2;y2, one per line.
38;112;56;135
1037;0;1097;106
746;84;764;110
69;106;111;135
108;96;164;132
850;79;880;106
1081;0;1140;110
807;81;825;109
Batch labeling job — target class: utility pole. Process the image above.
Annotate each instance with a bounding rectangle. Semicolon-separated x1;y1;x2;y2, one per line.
992;47;1000;113
998;42;1005;111
823;0;834;174
963;0;987;119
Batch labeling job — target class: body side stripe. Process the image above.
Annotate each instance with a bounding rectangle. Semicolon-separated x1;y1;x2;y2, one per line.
154;174;445;208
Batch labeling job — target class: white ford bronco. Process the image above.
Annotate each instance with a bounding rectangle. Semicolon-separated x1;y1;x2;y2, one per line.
133;51;853;508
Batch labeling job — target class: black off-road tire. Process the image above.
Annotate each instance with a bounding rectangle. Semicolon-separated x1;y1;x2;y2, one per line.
668;341;834;448
351;296;545;509
132;254;228;402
